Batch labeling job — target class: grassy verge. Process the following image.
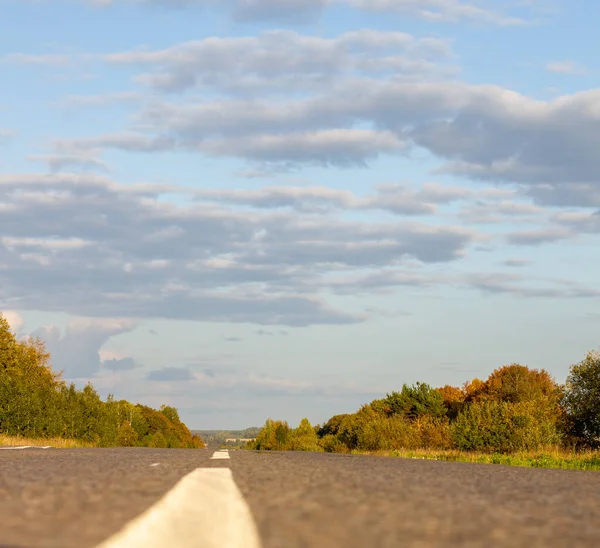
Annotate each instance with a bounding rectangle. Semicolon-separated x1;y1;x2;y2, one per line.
0;433;95;448
355;447;600;471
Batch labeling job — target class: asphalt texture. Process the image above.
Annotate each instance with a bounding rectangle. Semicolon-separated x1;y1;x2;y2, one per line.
2;445;600;547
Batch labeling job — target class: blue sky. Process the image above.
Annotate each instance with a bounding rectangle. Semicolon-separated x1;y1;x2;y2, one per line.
1;0;599;429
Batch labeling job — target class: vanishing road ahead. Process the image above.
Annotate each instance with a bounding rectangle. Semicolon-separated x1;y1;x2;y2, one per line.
2;445;600;548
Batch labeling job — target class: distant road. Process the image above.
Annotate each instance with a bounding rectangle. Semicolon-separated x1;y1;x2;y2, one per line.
2;445;600;547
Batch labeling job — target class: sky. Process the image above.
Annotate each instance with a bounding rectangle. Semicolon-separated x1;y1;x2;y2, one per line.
1;0;599;430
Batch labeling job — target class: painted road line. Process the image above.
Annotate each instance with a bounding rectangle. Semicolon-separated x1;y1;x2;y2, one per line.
97;468;261;548
210;450;230;460
0;445;52;450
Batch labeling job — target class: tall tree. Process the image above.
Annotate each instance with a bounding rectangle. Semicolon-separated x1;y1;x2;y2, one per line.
563;350;600;448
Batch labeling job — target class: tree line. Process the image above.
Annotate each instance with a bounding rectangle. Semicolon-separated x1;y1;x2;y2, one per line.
195;427;260;443
0;313;204;448
249;350;600;454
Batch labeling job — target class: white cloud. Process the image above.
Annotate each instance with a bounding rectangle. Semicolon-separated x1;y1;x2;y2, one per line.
545;60;588;75
1;310;24;333
32;317;137;378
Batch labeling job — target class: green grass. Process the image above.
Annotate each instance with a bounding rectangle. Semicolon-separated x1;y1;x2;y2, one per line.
363;448;600;471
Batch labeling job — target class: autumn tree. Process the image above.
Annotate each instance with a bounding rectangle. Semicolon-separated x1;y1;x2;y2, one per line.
483;364;559;404
437;385;465;420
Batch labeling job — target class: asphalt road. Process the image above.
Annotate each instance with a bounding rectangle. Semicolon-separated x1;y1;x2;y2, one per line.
1;445;600;547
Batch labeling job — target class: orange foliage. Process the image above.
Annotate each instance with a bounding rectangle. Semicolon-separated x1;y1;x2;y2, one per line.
437;385;465;420
463;378;486;402
438;385;464;405
484;364;558;403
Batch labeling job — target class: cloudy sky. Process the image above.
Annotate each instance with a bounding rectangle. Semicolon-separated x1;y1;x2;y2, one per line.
1;0;599;429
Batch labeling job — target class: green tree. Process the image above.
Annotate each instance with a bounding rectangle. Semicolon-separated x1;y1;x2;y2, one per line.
563;350;600;448
373;382;447;420
160;405;180;424
0;311;205;449
116;421;139;447
287;418;321;452
452;400;561;452
253;418;291;450
148;431;168;448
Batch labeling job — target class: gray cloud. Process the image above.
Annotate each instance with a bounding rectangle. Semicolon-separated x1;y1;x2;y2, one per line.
233;0;327;23
459;199;546;224
506;227;575;246
347;0;531;25
61;92;142;107
465;272;600;300
201;129;404;168
324;268;600;300
502;258;533;268
255;329;288;336
364;306;412;318
102;357;140;371
106;30;454;94
147;366;195;381
86;0;327;24
56;81;600;198
83;0;536;26
0;173;478;325
28;154;110;173
55;132;175;154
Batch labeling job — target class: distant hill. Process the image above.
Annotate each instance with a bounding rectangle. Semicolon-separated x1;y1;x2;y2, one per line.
193;427;260;443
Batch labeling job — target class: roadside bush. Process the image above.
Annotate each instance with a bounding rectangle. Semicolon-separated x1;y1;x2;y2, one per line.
319;434;349;453
252;419;291;450
452;400;561;452
287;418;322;452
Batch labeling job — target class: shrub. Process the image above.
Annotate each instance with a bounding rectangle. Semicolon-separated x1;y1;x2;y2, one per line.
287;418;322;452
116;422;139;447
452;400;561;452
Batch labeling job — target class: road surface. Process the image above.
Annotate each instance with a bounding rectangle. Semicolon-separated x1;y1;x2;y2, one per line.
1;444;599;547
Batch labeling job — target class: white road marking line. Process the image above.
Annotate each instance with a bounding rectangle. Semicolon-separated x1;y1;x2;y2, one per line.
150;463;161;467
0;445;52;450
210;450;230;460
96;468;261;548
